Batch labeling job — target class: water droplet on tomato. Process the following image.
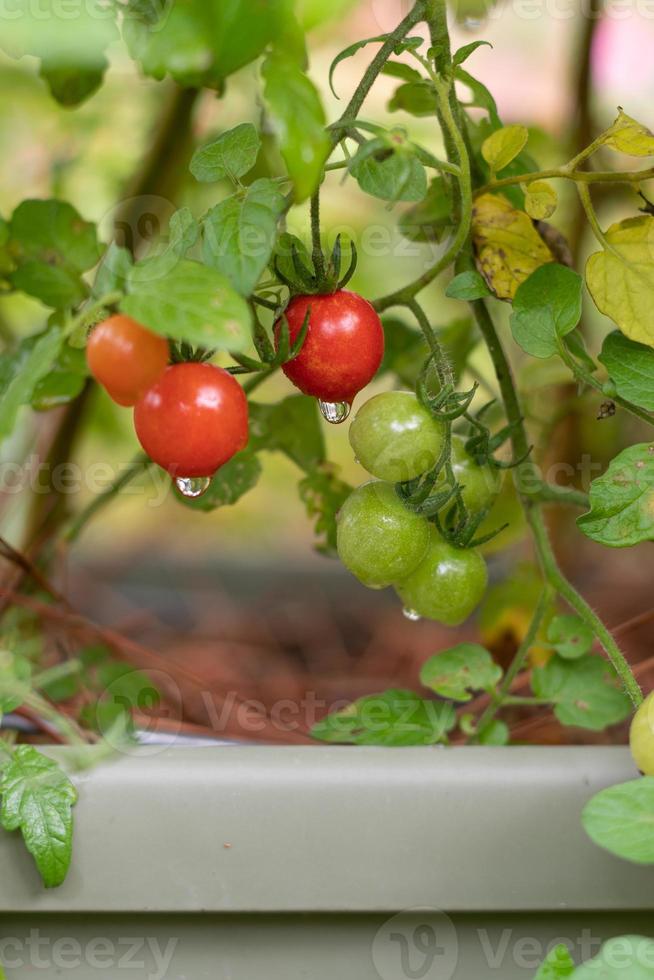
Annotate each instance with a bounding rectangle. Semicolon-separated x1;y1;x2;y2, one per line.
175;475;211;498
318;400;351;424
402;607;422;622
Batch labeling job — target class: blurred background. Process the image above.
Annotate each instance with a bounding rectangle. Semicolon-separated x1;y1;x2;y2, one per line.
1;0;654;744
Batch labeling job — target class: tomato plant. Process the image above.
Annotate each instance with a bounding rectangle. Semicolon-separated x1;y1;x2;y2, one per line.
0;0;653;893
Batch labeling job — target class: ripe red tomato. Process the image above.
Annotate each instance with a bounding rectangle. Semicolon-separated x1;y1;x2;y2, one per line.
275;290;384;404
87;314;169;407
134;362;248;478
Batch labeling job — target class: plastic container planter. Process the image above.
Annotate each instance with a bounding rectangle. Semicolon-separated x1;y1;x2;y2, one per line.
1;746;653;980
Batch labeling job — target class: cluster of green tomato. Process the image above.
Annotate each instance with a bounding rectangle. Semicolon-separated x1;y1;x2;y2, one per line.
336;391;500;625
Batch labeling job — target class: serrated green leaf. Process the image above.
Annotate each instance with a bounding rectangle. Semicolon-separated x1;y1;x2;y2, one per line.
482;124;528;173
190;123;261;183
249;395;325;472
547;615;594;660
586;216;654;348
298;464;352;556
598;331;654;411
420;644;502;702
445;270;491;301
9;199;100;309
524;181;557;220
510;264;582;358
0;328;63;442
573;936;654;978
0;745;77;888
121;259;251;352
353;151;427;203
174;449;261;511
262;52;329;202
577;442;654;547
533;945;576;979
203;179;285;296
582;778;654;864
311;689;456;746
532;654;631;730
600;110;654;156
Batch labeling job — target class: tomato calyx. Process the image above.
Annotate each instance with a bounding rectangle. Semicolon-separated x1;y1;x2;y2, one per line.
274;232;357;297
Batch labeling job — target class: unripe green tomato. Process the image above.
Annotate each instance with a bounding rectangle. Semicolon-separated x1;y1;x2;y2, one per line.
337;481;430;588
439;436;501;516
630;692;654;775
349;391;446;483
394;530;488;626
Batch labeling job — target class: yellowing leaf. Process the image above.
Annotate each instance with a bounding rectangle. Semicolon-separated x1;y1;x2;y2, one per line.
586;215;654;348
524;180;557;220
481;124;528;173
472;193;554;300
600;109;654;157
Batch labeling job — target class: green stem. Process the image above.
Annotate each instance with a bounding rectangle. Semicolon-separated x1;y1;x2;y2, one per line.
310;191;326;281
65;454;151;545
474;588;553;738
477;164;654;196
404;297;454;388
471;297;642;707
556;338;654;428
529;482;589;509
576;183;611;250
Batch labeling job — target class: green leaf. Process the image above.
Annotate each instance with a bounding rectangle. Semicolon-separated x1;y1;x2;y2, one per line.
577;442;654;547
9;199;100;309
381;61;423;84
202;179;286;296
122;0;288;88
0;745;77;888
249;394;325;472
452;40;492;67
32;342;88;411
353;151;427;203
532;654;631;730
598;331;654;412
445;270;491;301
455;67;501;127
388;81;437;117
398;177;454;244
121;259;252;352
262;51;330;202
482;124;528;172
586;216;654;349
0;328;63;442
510;264;582;358
420;644;502;702
174;449;262;511
547;615;594;660
600;110;654;156
574;937;654;978
582;778;654;864
477;719;510;746
533;945;576;979
40;62;107;107
311;689;456;746
524;180;557;220
190;123;261;183
298;464;353;556
328;33;423;99
93;242;133;299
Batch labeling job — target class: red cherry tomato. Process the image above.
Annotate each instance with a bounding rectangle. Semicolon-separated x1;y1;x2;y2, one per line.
87;315;169;407
133;362;249;478
275;290;385;404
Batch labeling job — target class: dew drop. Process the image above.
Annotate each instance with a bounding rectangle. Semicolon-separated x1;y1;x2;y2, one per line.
175;475;211;499
318;400;351;424
403;607;422;622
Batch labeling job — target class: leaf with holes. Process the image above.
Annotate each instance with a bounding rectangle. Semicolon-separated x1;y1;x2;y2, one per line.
420;644;502;702
0;745;77;888
532;654;631;730
547;615;594;660
577;442;654;547
311;689;457;746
